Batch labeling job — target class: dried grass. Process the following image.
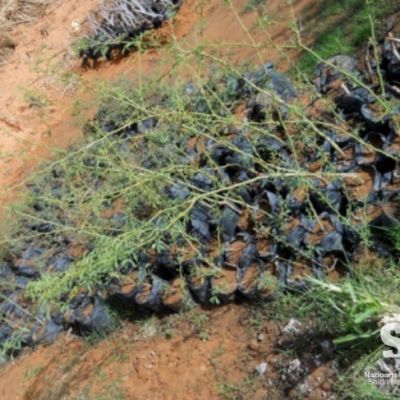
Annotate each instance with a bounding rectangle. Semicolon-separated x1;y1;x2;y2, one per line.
0;0;53;63
89;0;179;39
0;0;52;29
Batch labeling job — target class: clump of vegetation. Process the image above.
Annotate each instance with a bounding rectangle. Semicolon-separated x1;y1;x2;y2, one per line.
252;261;400;398
270;265;400;346
0;0;52;29
296;0;400;74
76;0;181;66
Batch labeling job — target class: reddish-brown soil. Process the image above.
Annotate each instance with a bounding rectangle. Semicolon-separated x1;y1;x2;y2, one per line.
0;305;337;400
0;289;340;399
0;306;282;400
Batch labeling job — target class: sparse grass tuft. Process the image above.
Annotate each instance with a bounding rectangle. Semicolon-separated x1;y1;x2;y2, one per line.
269;262;400;348
296;0;400;74
0;0;52;29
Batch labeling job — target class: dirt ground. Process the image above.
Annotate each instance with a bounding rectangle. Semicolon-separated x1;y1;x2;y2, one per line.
0;304;336;400
0;306;286;400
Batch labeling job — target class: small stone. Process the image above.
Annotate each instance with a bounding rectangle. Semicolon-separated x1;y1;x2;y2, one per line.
282;318;302;334
288;359;302;375
71;20;82;33
321;381;332;391
326;55;358;72
248;339;259;351
257;333;265;342
256;362;268;376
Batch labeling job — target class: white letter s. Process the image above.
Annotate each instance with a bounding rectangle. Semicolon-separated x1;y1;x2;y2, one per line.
381;322;400;358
